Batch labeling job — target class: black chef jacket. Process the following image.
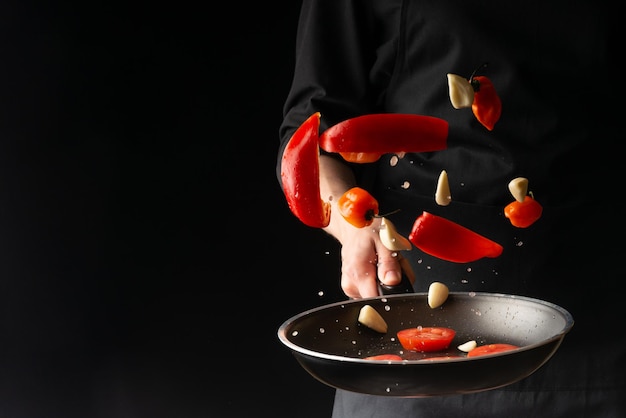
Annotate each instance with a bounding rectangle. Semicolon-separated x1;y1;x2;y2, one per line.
277;0;624;416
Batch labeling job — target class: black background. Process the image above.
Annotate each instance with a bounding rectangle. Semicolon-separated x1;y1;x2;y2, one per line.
0;2;344;417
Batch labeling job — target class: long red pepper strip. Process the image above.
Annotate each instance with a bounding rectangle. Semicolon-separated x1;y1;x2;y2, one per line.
409;211;503;263
319;114;448;156
280;112;331;228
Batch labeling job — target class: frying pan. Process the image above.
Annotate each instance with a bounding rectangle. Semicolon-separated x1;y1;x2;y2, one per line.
277;289;574;397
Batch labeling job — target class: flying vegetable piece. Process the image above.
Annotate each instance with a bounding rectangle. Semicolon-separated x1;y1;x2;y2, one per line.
379;217;412;251
427;281;449;309
504;195;543;228
319;113;448;163
508;177;529;202
470;63;502;131
280;112;331;228
337;187;379;228
408;211;503;263
435;169;452;206
447;74;474;109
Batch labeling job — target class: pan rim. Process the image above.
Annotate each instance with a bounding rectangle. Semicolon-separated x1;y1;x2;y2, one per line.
277;291;574;364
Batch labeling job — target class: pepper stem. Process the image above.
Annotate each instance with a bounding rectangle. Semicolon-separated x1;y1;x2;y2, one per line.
374;208;401;219
469;62;489;92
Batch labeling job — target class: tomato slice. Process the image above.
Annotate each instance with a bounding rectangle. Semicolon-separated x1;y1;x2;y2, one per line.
466;343;519;357
363;354;404;361
396;327;456;352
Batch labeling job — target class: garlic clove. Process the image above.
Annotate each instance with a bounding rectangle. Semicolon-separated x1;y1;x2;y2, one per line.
508;177;529;202
457;340;477;352
447;73;475;109
379;217;412;251
435;170;452;206
428;281;449;309
358;304;388;333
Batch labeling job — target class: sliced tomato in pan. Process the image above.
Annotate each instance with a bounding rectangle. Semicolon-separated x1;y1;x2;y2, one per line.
467;343;519;357
397;326;456;352
364;354;404;361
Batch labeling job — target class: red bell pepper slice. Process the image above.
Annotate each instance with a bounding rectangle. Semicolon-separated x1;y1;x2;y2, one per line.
408;211;503;263
319;114;448;163
280;112;331;228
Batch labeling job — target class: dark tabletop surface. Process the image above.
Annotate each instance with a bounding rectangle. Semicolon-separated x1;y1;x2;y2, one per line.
0;2;339;417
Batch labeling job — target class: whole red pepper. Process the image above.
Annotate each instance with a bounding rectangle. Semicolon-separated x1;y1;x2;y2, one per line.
470;65;502;131
319;114;448;163
337;187;379;228
280;112;331;228
504;195;543;228
409;211;503;263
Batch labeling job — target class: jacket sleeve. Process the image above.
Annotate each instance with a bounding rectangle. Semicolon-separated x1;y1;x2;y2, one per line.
275;0;402;187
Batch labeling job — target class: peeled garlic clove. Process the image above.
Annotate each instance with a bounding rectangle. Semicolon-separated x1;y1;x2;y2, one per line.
435;170;452;206
447;73;475;109
508;177;528;202
379;217;412;251
358;304;388;333
428;281;449;309
457;340;477;352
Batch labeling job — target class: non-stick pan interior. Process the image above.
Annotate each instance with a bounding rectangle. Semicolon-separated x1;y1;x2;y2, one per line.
278;292;574;397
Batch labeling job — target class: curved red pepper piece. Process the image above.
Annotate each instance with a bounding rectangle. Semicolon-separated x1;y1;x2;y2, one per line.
319;114;448;163
280;112;331;228
408;211;503;263
471;75;502;131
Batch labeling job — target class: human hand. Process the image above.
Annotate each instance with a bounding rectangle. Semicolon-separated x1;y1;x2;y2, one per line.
334;217;406;299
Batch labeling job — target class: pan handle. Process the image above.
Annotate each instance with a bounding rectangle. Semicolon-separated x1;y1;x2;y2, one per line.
378;270;414;295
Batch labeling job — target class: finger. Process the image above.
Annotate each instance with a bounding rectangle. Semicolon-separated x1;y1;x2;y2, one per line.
376;251;403;286
341;262;378;299
340;255;379;299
